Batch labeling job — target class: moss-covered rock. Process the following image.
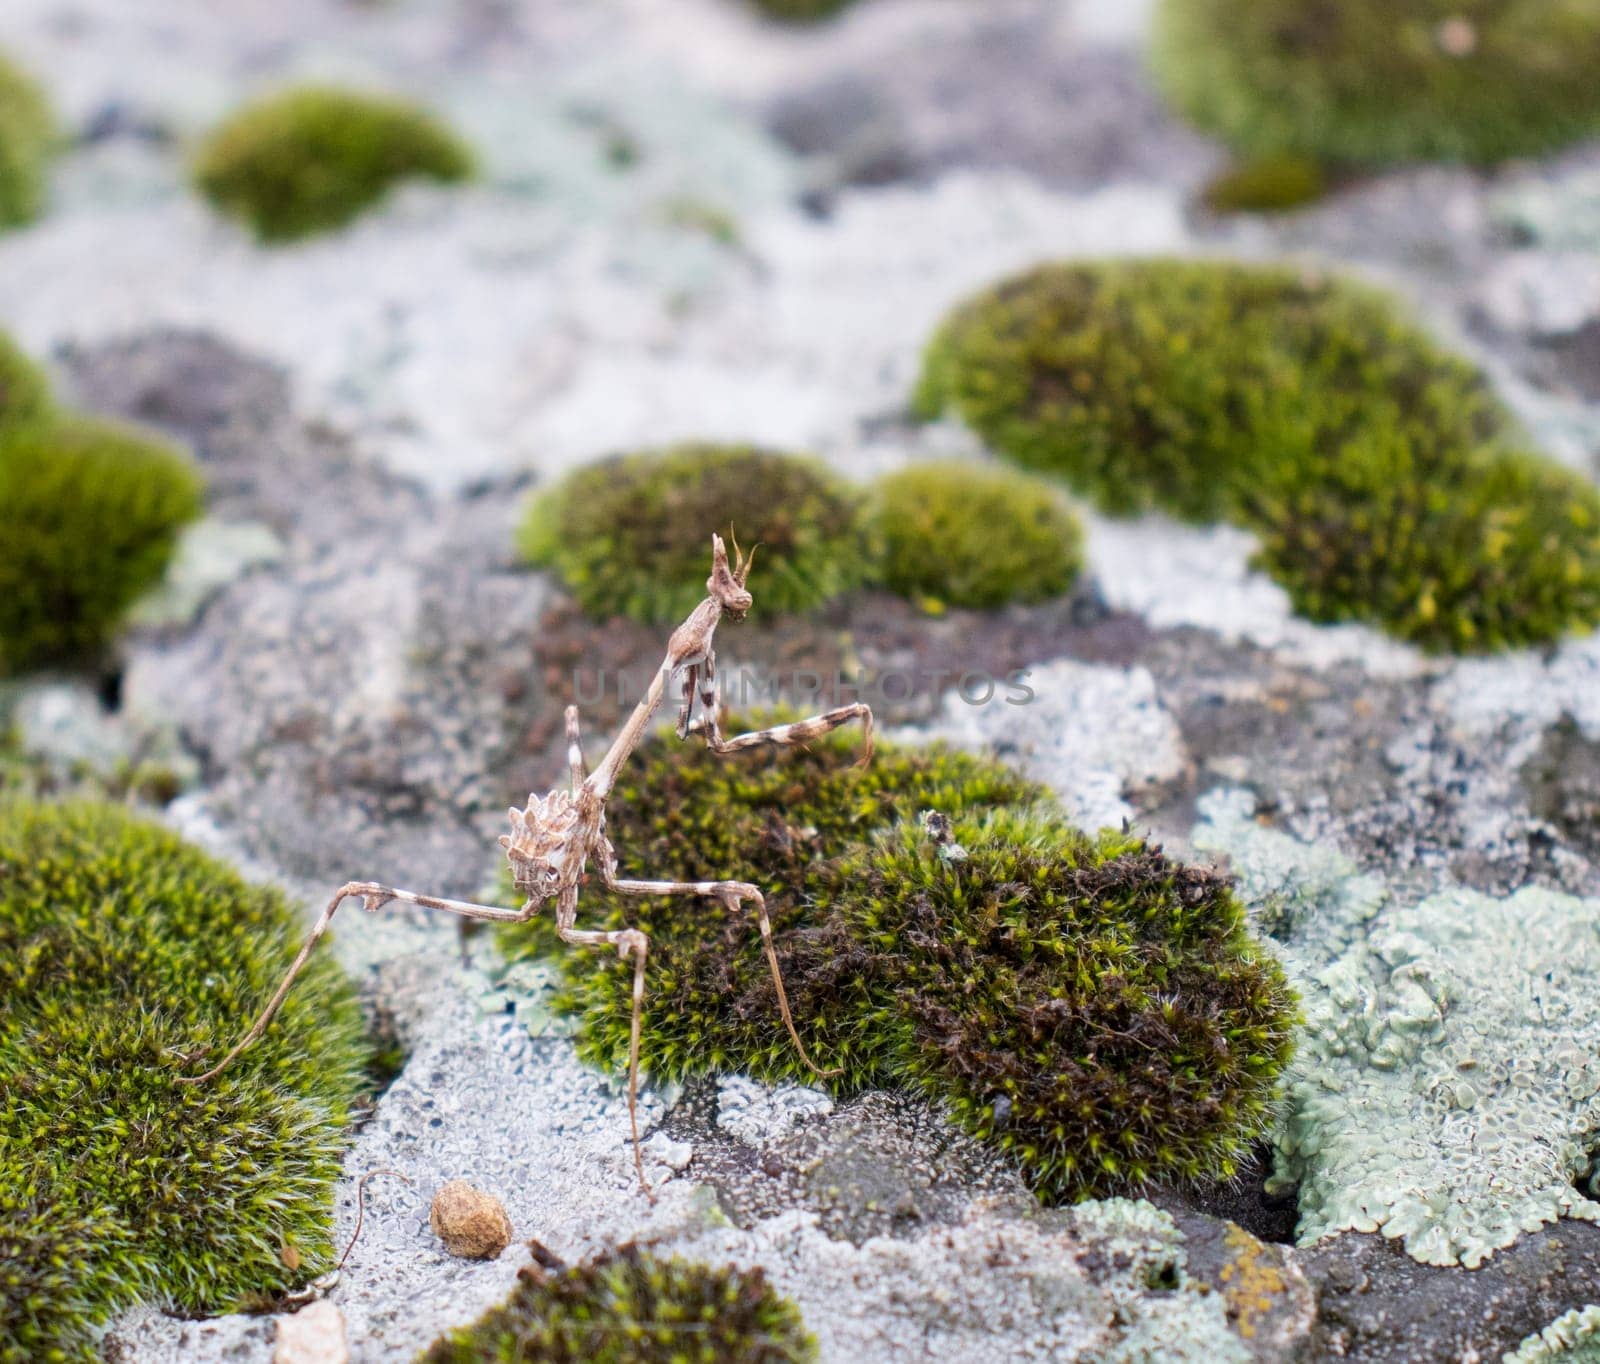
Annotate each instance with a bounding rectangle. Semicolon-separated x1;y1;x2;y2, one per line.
496;723;1296;1199
0;720;184;808
193;86;475;242
835;808;1295;1199
1253;436;1600;654
1199;155;1327;215
520;445;869;625
0;331;52;431
0;416;203;675
868;462;1083;611
0;52;55;231
1153;0;1600;166
0;801;369;1362
420;1243;815;1363
915;259;1600;651
498;719;1043;1088
743;0;857;23
914;260;1506;522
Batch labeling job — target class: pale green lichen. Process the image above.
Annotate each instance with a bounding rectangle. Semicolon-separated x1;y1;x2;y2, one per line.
1195;789;1600;1268
1070;1199;1249;1364
1505;1306;1600;1363
1494;171;1600;252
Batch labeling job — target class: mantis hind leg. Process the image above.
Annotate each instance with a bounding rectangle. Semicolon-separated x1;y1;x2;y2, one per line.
558;923;653;1195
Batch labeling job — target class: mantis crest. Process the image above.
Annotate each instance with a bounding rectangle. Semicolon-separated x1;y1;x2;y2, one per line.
180;533;873;1192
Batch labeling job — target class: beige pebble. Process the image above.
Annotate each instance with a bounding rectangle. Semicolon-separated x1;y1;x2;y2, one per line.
430;1178;513;1259
273;1300;347;1364
1436;16;1477;56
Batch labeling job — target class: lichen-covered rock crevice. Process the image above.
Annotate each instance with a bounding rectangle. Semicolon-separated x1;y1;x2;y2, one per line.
1196;788;1600;1270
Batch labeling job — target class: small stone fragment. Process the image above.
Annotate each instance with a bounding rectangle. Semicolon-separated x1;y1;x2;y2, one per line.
641;1130;694;1172
1435;16;1477;57
273;1300;348;1364
430;1179;513;1259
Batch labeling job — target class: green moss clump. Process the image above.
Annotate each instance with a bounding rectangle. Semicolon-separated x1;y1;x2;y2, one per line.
915;259;1600;651
836;809;1295;1198
193;86;475;242
0;416;203;675
1253;436;1600;654
0;52;55;231
0;801;369;1362
498;719;1043;1088
868;461;1083;610
913;260;1506;522
1200;154;1327;215
496;723;1296;1199
743;0;857;23
1153;0;1600;166
0;331;52;431
420;1244;815;1363
519;445;869;625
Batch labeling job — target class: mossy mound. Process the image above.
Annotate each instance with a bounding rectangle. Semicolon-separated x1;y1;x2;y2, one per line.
420;1244;815;1363
0;801;369;1362
743;0;857;22
499;720;1043;1087
193;86;475;242
915;259;1600;651
0;416;203;675
496;722;1296;1198
0;52;55;231
835;809;1295;1197
1153;0;1600;166
0;331;53;431
520;445;869;625
913;260;1506;522
868;462;1083;611
1200;154;1327;215
1253;436;1600;654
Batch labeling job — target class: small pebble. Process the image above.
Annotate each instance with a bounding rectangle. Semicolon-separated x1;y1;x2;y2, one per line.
430;1179;513;1259
274;1300;347;1364
642;1131;694;1172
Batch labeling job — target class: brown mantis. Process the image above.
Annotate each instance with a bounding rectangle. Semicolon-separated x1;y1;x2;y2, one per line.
179;534;874;1193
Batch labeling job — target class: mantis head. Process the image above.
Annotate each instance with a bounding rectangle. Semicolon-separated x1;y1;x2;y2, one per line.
707;531;755;619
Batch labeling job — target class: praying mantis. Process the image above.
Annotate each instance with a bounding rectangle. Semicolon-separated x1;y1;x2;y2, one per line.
181;534;873;1192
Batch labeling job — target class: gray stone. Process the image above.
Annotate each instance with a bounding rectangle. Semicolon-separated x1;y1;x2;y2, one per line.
9;679;125;772
1494;165;1600;253
916;656;1189;830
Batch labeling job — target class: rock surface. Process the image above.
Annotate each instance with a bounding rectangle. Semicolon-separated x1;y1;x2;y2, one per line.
2;0;1599;1361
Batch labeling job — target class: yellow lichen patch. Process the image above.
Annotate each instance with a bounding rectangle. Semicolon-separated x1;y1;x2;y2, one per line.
1216;1224;1286;1341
